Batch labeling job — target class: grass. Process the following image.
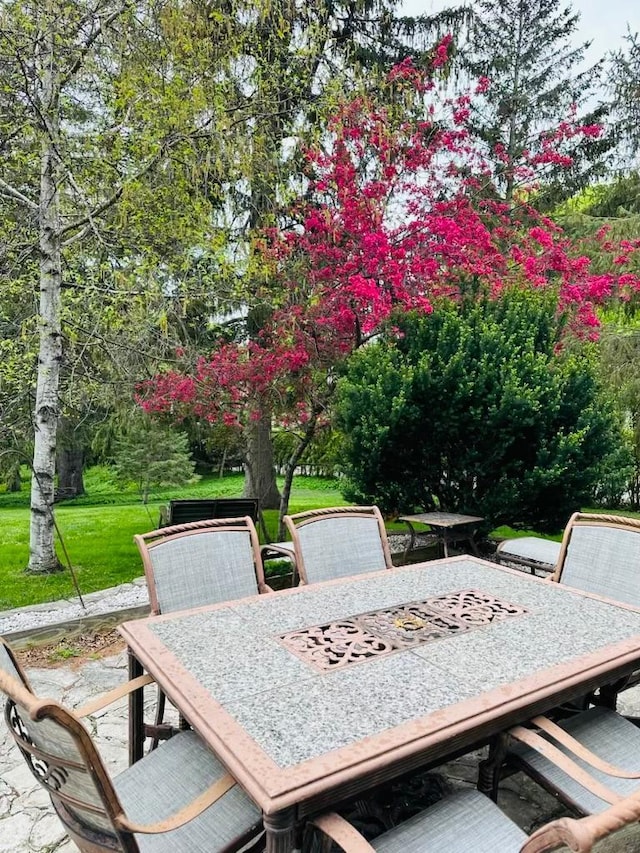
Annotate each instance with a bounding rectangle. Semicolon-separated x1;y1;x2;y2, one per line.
0;469;346;610
4;465;638;611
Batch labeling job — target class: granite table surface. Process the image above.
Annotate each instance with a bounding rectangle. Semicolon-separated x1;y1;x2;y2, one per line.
119;556;640;814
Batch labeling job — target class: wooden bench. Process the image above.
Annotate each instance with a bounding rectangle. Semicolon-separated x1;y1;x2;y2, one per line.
494;536;561;575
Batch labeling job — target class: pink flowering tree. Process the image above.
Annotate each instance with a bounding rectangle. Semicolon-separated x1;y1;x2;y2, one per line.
138;40;640;535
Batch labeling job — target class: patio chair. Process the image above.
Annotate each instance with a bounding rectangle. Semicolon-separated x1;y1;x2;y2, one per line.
549;511;640;606
495;536;561;575
305;786;640;852
0;638;263;853
488;706;640;821
550;511;640;709
480;514;640;804
283;506;393;585
134;516;271;747
135;515;271;616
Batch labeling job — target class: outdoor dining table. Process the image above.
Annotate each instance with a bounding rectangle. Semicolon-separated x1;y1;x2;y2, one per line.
119;556;640;853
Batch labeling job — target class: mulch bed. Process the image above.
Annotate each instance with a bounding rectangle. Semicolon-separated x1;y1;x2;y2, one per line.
16;629;125;669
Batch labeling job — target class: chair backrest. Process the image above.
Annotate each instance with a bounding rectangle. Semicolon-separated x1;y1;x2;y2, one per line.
135;516;267;614
161;498;260;527
0;665;134;852
283;506;393;585
551;512;640;607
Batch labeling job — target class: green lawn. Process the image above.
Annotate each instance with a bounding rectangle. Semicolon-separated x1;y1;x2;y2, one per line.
3;467;639;612
0;472;346;610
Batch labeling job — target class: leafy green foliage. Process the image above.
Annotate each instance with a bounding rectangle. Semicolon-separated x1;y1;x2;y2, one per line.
596;322;640;509
335;291;628;532
608;30;640;167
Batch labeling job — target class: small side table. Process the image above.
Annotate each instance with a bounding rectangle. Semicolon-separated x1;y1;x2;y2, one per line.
398;511;485;563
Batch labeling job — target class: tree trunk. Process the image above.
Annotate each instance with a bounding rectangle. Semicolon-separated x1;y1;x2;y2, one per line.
277;413;320;539
55;446;85;500
5;461;21;493
243;411;281;509
55;416;85;500
28;20;63;573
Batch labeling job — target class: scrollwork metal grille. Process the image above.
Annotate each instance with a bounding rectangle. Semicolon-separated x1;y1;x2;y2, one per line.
6;701;69;791
277;589;527;670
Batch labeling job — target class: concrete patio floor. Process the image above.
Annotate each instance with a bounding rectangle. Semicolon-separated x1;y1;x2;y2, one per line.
3;646;640;852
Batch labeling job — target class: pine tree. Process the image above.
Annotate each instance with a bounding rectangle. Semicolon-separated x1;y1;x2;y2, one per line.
463;0;613;205
609;30;640;169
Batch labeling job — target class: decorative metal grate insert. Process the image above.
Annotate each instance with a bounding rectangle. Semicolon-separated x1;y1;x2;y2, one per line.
277;589;527;671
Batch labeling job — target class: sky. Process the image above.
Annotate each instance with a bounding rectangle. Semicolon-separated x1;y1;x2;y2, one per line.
400;0;637;64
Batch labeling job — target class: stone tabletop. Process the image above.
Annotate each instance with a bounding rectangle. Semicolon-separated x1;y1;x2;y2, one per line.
122;558;640;792
398;512;485;528
5;647;640;852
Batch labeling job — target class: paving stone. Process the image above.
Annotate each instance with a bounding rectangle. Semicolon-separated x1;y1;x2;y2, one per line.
0;812;37;852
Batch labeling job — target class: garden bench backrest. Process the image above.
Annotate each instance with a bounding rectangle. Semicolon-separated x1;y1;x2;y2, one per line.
283;506;393;585
551;512;640;606
159;498;260;527
135;516;268;615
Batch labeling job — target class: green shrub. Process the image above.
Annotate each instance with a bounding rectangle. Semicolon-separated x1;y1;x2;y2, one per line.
335;290;628;533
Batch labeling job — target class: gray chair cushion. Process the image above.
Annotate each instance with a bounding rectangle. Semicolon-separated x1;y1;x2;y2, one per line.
496;537;560;570
114;730;261;852
561;525;640;606
374;789;527;852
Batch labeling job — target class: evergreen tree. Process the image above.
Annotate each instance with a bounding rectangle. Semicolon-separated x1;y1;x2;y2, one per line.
335;293;627;532
112;416;197;505
608;30;640;169
463;0;612;205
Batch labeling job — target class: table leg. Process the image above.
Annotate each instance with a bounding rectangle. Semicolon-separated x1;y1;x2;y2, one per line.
402;520;417;564
264;807;297;853
128;649;145;766
468;532;481;557
477;734;509;802
441;529;450;558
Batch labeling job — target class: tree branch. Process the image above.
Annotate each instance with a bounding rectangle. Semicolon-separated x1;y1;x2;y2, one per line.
60;0;131;89
0;177;38;211
60;147;163;246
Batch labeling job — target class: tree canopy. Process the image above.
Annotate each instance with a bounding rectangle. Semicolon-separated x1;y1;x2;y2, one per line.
139;45;640;530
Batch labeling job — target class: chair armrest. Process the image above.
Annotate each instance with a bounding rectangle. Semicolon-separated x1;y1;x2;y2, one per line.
75;674;155;717
307;813;376;852
115;772;236;834
509;725;621;805
521;815;596;853
522;789;640;853
531;715;640;779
